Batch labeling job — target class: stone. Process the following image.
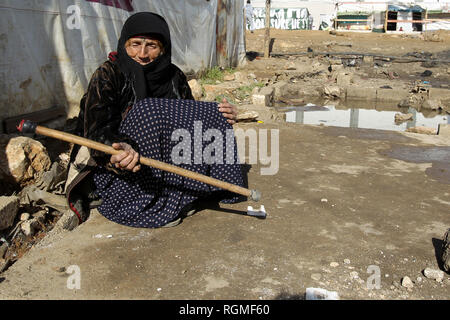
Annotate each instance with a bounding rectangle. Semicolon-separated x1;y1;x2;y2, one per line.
349;271;359;279
252;86;273;106
394;113;413;123
20;213;30;221
236;111;259;121
423;267;444;282
330;262;339;268
188;79;203;100
405;126;437;135
0;196;19;230
343;259;351;264
442;228;450;273
0;136;51;186
401;276;414;288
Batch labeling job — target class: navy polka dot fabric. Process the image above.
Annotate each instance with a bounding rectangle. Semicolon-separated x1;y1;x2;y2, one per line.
93;98;245;228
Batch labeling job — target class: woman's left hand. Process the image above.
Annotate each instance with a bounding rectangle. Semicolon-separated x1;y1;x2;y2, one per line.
218;98;238;125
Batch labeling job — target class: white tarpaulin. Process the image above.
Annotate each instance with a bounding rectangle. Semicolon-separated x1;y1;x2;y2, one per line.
0;0;245;124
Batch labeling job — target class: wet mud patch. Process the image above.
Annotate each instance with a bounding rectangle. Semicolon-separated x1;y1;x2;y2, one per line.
321;127;414;143
381;145;450;184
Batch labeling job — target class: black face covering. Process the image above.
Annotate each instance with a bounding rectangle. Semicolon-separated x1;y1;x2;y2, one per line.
116;12;174;100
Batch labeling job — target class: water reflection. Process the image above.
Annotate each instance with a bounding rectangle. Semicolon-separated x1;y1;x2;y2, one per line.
283;104;449;132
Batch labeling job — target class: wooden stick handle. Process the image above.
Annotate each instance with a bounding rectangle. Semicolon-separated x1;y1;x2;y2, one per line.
21;121;259;201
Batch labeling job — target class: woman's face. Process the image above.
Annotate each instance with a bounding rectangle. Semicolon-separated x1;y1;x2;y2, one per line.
125;36;163;65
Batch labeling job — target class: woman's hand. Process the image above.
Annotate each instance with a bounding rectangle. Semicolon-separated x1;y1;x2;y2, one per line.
218;98;238;125
110;142;141;172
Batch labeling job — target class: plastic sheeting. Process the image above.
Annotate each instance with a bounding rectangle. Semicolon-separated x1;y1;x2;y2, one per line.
0;0;245;124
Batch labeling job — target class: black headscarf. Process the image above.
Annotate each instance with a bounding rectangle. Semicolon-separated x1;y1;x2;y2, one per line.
116;12;175;100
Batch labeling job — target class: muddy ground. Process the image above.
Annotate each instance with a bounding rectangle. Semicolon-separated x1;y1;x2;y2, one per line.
0;30;449;300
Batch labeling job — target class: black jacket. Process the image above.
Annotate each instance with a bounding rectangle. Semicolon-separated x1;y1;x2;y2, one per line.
75;59;194;163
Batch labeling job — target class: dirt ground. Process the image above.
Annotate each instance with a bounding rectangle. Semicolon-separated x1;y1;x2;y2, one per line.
0;30;449;300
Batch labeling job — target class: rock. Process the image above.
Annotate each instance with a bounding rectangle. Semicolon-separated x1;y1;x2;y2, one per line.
416;276;423;283
188;79;203;100
323;85;342;98
0;196;20;230
422;99;442;111
344;259;351;264
405;126;437;135
401;276;414;288
423;267;444;282
442;228;450;273
349;271;359;279
305;287;339;300
236;111;259;121
0;136;51;187
394;113;413;123
20;213;30;221
330;262;339;268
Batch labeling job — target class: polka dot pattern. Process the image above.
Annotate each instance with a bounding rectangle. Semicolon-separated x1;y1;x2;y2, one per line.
93;98;244;228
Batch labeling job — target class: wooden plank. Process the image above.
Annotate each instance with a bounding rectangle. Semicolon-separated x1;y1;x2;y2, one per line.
3;106;66;134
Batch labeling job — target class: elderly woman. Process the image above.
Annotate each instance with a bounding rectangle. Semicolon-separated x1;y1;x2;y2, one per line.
66;12;244;228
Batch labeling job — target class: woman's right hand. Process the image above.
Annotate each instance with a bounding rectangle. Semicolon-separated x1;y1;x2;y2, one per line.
110;142;141;172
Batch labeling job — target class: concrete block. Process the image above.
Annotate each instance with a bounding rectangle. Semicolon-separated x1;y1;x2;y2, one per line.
377;88;409;102
438;124;450;137
0;196;19;230
428;88;450;100
346;86;377;100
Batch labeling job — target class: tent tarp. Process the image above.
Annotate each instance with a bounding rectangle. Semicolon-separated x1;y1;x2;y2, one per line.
387;5;424;13
0;0;245;124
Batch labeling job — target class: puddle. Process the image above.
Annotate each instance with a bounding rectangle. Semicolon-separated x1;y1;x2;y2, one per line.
381;145;450;184
280;103;449;132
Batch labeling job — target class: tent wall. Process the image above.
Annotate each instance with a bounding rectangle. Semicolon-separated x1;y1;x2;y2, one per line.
0;0;245;128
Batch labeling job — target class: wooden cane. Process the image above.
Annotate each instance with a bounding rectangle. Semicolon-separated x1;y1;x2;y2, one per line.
17;120;261;202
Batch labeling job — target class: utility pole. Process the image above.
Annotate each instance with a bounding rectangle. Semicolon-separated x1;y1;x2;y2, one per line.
264;0;271;58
